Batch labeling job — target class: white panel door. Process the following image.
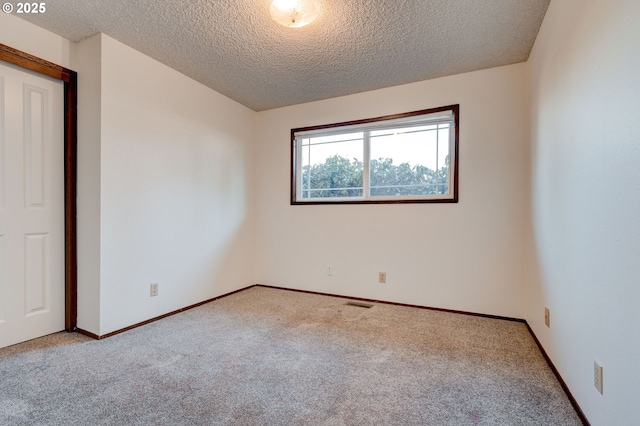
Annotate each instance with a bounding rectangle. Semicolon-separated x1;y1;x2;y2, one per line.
0;60;65;348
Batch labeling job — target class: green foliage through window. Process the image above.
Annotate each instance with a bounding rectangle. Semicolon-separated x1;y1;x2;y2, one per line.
301;155;363;198
292;105;458;204
301;155;449;198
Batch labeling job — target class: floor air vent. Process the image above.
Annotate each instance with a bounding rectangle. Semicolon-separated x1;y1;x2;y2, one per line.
345;301;373;308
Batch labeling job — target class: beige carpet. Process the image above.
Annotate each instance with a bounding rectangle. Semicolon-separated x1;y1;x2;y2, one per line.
0;286;582;425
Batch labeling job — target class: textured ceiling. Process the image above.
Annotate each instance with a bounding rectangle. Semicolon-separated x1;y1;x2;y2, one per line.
17;0;550;111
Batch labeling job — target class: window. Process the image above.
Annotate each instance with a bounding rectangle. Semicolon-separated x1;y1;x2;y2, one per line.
291;105;459;204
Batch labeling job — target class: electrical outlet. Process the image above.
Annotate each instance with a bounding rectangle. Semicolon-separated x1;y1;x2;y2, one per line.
326;265;333;276
378;272;386;283
544;307;550;327
150;283;159;297
594;361;603;395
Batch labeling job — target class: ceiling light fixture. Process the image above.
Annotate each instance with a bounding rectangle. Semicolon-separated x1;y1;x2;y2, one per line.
269;0;319;28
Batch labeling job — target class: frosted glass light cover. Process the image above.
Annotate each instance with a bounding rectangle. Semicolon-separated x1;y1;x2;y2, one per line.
270;0;319;28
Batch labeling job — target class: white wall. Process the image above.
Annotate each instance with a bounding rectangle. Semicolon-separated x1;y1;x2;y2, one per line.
72;34;103;333
2;16;257;335
0;12;71;67
255;64;529;319
526;1;640;424
97;36;256;334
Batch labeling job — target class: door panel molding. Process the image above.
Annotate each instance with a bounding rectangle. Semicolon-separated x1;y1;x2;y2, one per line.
0;234;5;323
24;233;47;315
0;76;4;210
24;84;47;208
0;43;77;331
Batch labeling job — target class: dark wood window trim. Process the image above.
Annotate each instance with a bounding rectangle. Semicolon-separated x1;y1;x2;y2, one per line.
290;104;459;205
0;44;78;331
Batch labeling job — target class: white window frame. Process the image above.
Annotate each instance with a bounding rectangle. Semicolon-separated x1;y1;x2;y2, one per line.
291;105;459;205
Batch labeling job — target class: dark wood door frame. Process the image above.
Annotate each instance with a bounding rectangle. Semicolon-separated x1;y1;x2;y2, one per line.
0;44;78;331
